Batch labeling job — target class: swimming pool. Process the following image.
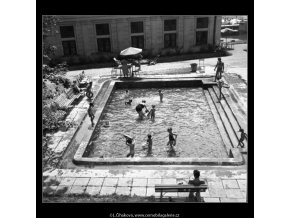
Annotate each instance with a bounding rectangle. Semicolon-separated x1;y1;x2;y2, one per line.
72;79;244;166
86;86;228;159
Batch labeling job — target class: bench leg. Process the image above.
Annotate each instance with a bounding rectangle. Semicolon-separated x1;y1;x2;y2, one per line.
160;191;162;202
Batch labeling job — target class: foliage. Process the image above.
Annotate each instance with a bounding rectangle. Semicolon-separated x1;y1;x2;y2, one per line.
142;49;153;58
175;46;184;55
43;63;70;88
43;15;60;63
43;108;67;132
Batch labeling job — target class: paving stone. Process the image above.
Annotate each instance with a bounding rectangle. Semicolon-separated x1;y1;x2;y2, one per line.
117;178;133;187
240;189;247;198
147;178;162;187
73;178;90;186
209;188;227;198
237;180;247;189
146;187;159;197
131;187;146;197
87;177;104;186
200;189;211;197
161;178;177;185
54;185;71;196
203;197;220;202
59;177;76;186
115;187;131;196
220;198;246;202
103;178;118;187
132;178;147;187
85;186;102;196
225;189;244;198
43;186;58;195
43;176;62;186
69;186;86;195
99;186;116;195
207;179;224;189
222;179;239;189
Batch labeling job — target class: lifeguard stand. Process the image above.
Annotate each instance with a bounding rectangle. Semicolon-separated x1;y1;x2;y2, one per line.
198;59;205;73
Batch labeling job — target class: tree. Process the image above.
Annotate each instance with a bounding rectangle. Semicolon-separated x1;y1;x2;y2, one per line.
43;15;59;63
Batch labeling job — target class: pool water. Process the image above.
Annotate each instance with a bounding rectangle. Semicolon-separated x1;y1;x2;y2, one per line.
87;87;227;158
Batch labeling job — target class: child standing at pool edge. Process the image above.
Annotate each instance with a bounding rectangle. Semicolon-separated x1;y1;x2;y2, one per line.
167;127;177;151
88;102;95;127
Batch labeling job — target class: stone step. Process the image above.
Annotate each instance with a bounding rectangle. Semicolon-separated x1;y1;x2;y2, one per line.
212;86;245;137
207;88;239;148
203;89;232;155
212;86;247;150
220;86;247;132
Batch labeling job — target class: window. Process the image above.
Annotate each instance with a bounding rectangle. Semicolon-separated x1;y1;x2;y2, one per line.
62;40;77;56
163;19;177;48
97;38;111;52
130;21;145;48
164;33;176;48
131;22;143;33
60;26;77;56
196;31;208;45
164;19;176;31
131;36;144;49
95;23;111;52
60;26;75;38
197;17;209;29
95;24;110;35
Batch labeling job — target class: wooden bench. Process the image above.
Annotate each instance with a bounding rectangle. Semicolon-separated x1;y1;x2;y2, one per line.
155;184;208;202
54;88;83;110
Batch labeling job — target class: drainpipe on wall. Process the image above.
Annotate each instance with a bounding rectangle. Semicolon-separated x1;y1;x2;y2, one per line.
213;16;217;46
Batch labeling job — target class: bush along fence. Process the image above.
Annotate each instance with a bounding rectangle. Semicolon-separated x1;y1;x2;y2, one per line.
49;44;231;71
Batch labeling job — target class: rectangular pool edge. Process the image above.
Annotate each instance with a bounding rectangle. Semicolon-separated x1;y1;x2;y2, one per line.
73;78;244;166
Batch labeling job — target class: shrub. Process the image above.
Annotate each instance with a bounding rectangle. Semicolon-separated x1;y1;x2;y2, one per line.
188;46;200;54
207;44;215;52
142;49;153;58
42;109;77;134
68;55;81;65
200;44;209;53
79;55;90;65
168;48;177;56
175;46;184;55
160;48;170;56
89;53;101;63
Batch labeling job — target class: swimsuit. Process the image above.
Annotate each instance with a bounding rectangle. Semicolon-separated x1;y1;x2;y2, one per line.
169;133;175;141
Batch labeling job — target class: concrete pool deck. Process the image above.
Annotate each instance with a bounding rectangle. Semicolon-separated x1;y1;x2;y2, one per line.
43;167;247;202
43;44;248;202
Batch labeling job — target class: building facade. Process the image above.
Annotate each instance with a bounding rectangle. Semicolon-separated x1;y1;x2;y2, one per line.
45;15;222;57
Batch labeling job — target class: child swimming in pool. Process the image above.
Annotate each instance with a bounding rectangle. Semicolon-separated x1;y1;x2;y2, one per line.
147;105;156;120
125;98;133;105
167;127;177;151
146;134;153;154
158;90;163;102
123;135;135;158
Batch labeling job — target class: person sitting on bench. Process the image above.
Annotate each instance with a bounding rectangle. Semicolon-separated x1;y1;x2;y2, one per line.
188;170;205;202
73;81;81;94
